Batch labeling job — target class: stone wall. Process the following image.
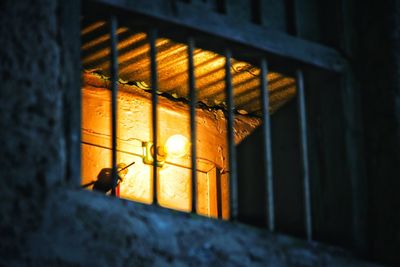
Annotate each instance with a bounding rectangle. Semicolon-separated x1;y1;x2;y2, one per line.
20;188;383;267
0;0;79;262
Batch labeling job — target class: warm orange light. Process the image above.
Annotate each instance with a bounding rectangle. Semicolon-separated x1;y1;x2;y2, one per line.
164;134;190;158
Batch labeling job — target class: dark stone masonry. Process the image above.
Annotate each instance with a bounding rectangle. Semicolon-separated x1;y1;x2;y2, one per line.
11;189;382;267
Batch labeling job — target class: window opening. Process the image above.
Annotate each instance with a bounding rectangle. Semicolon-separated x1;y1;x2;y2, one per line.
80;17;296;222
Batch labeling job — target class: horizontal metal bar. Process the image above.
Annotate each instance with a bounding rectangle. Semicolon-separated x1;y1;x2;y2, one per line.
296;69;312;241
84;0;345;73
225;49;238;220
260;58;275;232
188;37;198;214
149;28;159;205
109;15;118;196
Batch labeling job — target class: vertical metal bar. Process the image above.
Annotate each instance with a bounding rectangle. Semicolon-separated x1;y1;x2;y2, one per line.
342;65;367;254
188;37;198;213
296;69;312;241
149;29;159;205
216;170;223;219
188;37;197;212
109;15;118;196
341;0;367;253
260;58;275;231
224;49;238;220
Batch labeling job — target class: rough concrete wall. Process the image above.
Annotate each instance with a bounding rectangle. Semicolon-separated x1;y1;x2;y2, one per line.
178;0;287;32
0;0;77;262
22;188;383;267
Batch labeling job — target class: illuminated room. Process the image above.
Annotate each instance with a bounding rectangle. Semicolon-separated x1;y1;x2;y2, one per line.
80;19;296;219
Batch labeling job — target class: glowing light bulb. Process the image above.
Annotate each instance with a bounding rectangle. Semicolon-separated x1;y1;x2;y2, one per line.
164;134;190;158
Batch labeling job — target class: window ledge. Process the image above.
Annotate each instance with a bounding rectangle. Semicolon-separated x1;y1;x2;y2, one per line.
22;187;383;267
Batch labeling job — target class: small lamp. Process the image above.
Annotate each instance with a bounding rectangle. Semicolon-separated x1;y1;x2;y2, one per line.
142;134;190;167
164;134;190;158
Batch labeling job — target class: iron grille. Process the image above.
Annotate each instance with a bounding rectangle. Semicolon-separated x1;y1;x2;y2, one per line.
81;0;347;243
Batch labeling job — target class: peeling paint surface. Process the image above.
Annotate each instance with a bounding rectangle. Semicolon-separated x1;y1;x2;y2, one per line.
81;73;261;218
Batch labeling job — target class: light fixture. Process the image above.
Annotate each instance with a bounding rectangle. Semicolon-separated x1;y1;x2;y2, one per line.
142;134;190;167
164;134;190;158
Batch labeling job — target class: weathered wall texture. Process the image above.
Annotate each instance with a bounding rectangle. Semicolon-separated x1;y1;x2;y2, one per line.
81;72;260;218
0;1;390;267
21;188;383;267
0;0;77;262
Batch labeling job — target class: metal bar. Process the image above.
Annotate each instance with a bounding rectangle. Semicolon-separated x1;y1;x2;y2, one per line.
341;65;367;253
341;0;367;253
109;15;119;196
260;58;275;231
224;49;238;220
216;170;223;219
188;37;198;213
86;0;346;72
149;29;159;205
296;69;312;241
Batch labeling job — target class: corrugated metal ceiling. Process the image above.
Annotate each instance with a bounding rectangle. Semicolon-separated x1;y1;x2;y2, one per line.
81;20;296;116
